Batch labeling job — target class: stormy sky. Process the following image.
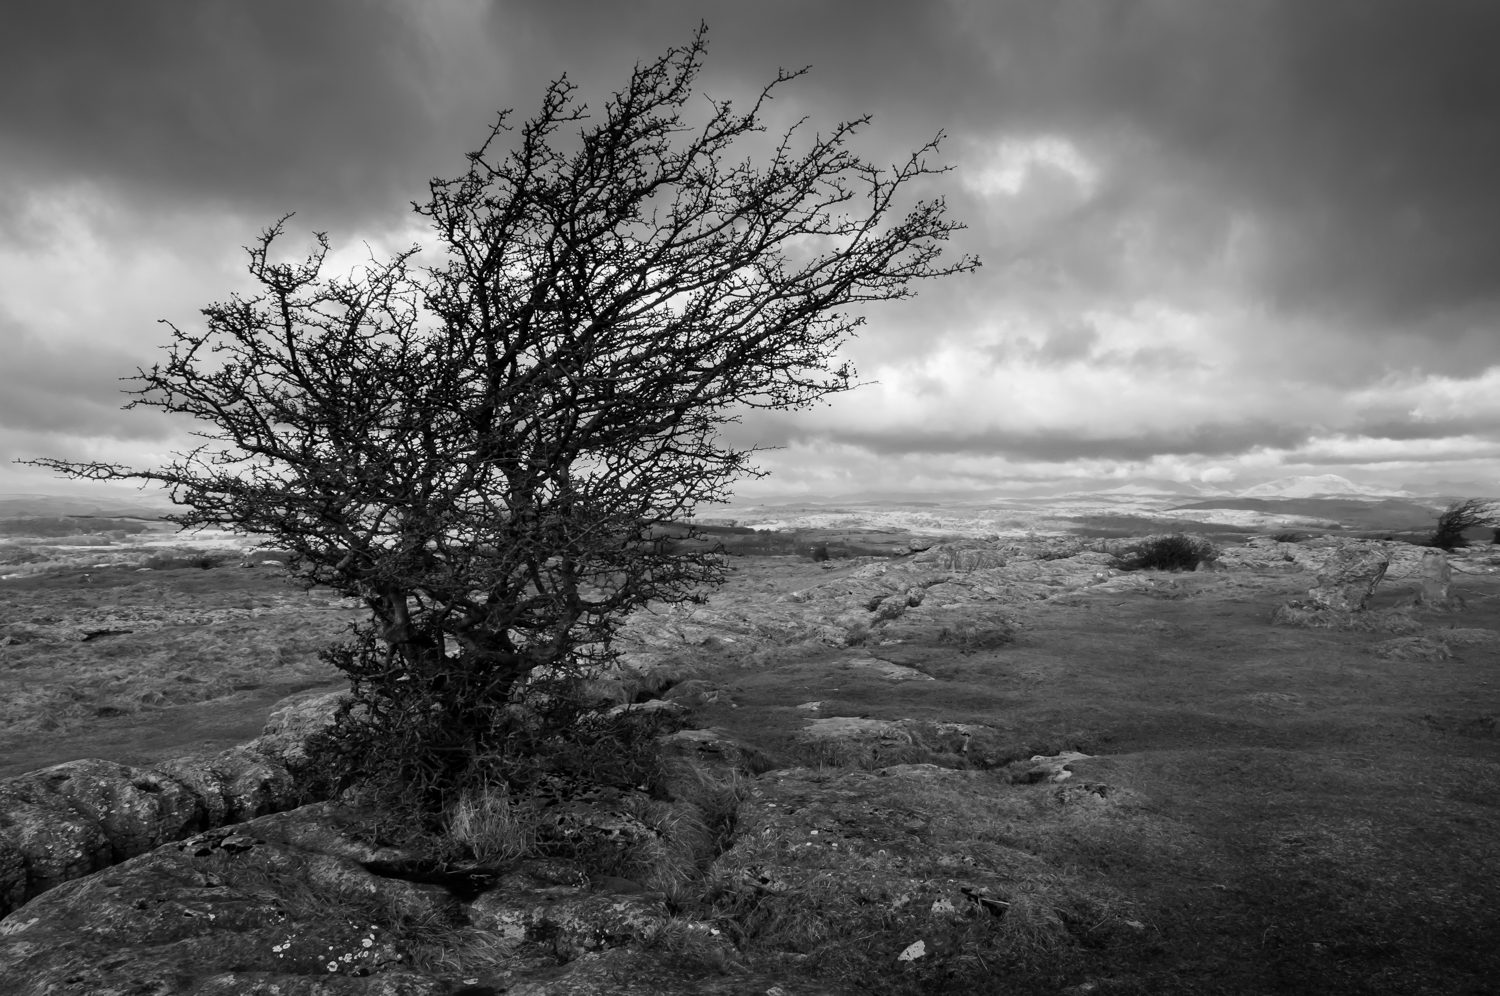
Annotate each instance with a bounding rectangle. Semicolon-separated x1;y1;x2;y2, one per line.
4;0;1500;501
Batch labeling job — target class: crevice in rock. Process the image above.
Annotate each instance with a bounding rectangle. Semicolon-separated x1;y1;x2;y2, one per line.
359;858;502;903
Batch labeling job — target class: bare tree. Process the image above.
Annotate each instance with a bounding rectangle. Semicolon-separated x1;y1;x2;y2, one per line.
1430;498;1499;550
23;28;977;814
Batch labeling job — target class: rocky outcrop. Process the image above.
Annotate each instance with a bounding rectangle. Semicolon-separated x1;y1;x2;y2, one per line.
0;803;518;993
0;771;769;994
619;544;1133;658
1306;544;1390;611
1217;536;1430;578
700;761;1136;991
0;795;765;994
0;688;347;917
910;543;1010;571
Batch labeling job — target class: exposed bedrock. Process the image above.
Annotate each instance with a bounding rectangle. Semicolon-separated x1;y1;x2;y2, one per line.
0;689;346;917
0;731;780;995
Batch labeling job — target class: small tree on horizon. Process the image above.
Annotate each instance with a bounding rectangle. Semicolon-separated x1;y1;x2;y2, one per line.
1430;498;1499;550
22;29;977;821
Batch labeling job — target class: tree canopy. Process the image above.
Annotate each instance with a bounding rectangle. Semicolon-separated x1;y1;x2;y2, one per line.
1431;498;1499;550
25;28;978;814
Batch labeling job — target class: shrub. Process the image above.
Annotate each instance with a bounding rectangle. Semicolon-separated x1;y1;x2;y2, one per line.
301;653;683;839
1119;534;1214;572
1271;531;1303;543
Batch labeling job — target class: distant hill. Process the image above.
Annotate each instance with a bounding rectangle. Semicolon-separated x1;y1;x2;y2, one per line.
1170;496;1441;531
1403;480;1499;500
1088;479;1232;498
0;493;171;520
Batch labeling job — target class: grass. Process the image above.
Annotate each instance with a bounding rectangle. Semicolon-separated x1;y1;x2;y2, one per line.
6;521;1500;993
441;785;541;866
1270;602;1423;632
0;558;356;768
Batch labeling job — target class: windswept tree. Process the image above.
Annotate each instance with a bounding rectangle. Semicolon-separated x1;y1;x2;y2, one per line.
1430;498;1499;550
24;29;977;817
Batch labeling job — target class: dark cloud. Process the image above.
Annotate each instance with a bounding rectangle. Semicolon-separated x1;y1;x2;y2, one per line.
9;1;1500;338
0;0;985;234
1348;417;1500;444
959;0;1500;332
5;1;1500;492
0;1;499;230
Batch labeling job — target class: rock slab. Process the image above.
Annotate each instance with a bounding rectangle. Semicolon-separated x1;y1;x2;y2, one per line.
1307;545;1389;611
0;688;347;917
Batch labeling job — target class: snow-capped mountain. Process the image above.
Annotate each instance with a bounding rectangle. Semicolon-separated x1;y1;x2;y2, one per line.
1090;479;1234;498
1234;475;1412;499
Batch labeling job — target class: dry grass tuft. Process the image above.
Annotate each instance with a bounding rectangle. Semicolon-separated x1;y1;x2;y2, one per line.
443;784;542;865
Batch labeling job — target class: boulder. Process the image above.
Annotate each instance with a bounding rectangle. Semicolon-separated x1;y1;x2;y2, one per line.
261;688;350;743
1006;751;1096;784
659;678;733;708
1306;544;1389;611
0;803;461;994
1214;538;1306;571
0;689;348;918
842;656;934;682
1418;549;1453;605
605;697;689;720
